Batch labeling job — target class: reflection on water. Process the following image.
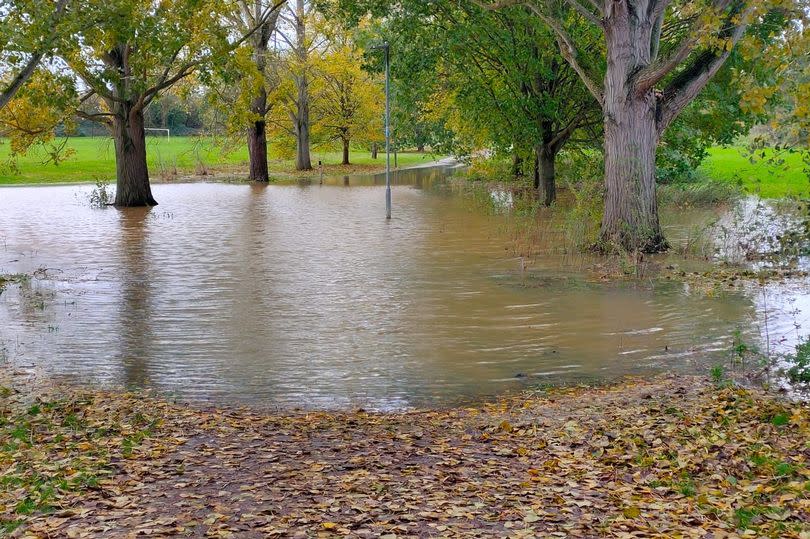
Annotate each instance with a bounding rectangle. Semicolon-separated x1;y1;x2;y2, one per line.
1;167;807;409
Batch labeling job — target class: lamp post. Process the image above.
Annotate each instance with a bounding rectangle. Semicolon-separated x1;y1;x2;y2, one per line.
373;42;391;220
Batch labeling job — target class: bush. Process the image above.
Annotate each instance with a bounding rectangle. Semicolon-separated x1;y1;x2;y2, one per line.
786;339;810;384
557;150;604;250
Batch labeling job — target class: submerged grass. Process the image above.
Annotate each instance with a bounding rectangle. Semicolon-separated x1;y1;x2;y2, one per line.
658;179;743;207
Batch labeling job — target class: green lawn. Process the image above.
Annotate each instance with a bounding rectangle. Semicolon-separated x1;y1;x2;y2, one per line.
700;146;809;198
0;136;438;185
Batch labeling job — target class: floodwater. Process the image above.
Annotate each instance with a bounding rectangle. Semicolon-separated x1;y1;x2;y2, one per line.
1;166;807;409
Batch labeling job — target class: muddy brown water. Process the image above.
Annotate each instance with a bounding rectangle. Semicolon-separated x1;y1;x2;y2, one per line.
1;166;808;409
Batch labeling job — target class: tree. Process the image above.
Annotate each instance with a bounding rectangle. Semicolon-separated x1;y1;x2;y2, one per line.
314;40;383;165
47;0;272;206
223;1;286;182
331;0;601;204
0;0;70;110
479;0;800;252
273;0;317;170
420;2;601;204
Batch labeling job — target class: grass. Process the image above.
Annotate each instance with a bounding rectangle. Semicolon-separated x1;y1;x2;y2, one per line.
0;136;439;185
700;146;810;199
3;138;807;198
658;179;742;207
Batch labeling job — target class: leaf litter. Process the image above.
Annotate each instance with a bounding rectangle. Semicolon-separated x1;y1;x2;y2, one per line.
1;369;808;538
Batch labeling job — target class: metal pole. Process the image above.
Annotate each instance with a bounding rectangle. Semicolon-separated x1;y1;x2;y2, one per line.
384;42;391;220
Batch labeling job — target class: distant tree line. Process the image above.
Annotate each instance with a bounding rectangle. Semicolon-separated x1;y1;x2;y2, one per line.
1;0;808;251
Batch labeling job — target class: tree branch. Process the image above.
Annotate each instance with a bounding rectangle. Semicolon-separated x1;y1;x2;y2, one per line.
561;0;602;25
657;5;754;132
634;32;698;95
0;52;44;110
0;0;71;110
524;3;604;105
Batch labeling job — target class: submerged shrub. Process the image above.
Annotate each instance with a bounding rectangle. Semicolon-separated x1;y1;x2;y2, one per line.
557;151;604;251
88;179;113;208
786;339;810;384
658;179;742;208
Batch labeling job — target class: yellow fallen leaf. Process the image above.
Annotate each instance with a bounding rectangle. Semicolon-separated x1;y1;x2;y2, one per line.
623;506;640;518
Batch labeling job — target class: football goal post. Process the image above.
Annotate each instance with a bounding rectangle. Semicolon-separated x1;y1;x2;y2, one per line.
145;128;170;140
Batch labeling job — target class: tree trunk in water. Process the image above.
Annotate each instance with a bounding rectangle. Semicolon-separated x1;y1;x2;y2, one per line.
512;154;523;177
112;106;156;207
295;109;312;170
248;116;269;182
247;13;274;183
371;142;378;159
601;96;664;252
598;2;665;253
534;145;556;206
342;139;350;165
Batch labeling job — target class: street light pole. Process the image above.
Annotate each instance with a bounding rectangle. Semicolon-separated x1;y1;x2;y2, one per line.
383;42;391;220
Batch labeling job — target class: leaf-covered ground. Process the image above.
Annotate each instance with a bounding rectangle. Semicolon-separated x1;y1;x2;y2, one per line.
1;370;808;538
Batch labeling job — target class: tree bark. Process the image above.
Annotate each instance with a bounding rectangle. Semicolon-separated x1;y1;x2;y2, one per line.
247;10;276;183
512;154;523;177
598;1;665;253
295;106;312;170
601;95;664;252
248;114;269;182
534;145;556;207
293;0;312;171
342;138;350;165
112;105;156;207
371;142;378;159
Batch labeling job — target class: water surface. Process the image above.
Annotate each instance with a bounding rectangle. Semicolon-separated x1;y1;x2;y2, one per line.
1;168;806;408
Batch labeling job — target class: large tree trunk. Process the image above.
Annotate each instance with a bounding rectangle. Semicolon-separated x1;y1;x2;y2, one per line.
534;145;556;207
512;153;524;177
342;138;350;165
248;115;269;182
598;3;665;253
295;105;312;170
293;0;312;171
601;95;664;252
371;142;378;159
247;17;272;183
112;105;156;207
248;79;269;182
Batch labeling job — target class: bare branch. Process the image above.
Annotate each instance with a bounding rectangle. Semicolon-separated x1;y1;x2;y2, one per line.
0;52;44;110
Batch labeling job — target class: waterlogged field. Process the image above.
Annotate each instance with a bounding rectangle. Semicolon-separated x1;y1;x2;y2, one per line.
0;136;436;185
1;165;808;409
700;146;809;198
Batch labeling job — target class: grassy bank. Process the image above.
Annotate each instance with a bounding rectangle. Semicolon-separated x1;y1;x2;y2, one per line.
0;137;438;185
700;147;809;199
2;370;807;537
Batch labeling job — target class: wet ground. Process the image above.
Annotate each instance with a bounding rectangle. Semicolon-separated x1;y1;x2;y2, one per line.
1;166;808;409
